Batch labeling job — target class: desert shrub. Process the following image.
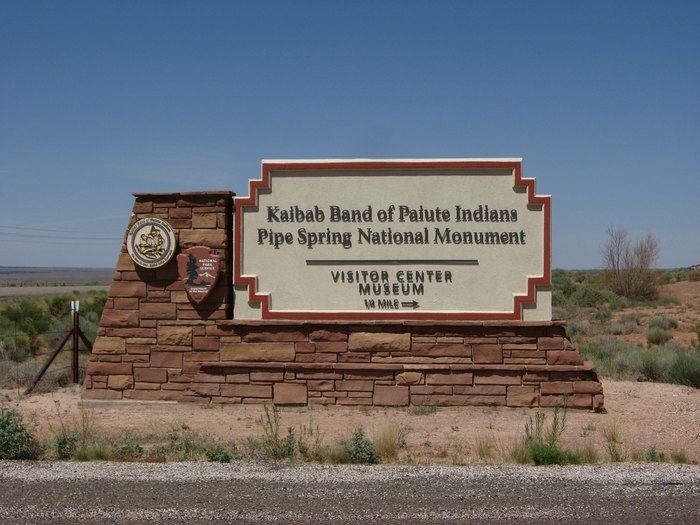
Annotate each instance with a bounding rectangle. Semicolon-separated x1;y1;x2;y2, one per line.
603;422;624;462
0;300;51;355
373;423;408;460
0;359;45;390
570;285;626;310
45;295;72;317
607;313;639;335
328;427;379;464
408;405;437;416
580;337;643;379
551;305;574;321
0;403;43;460
620;312;641;325
474;434;496;463
671;450;690;464
607;323;626;335
566;320;594;337
648;315;678;330
583;338;698;386
253;405;296;460
81;291;108;317
637;347;675;381
0;333;31;362
54;430;80;460
552;269;577;299
646;327;672;346
205;444;233;463
667;349;700;388
112;441;145;460
601;228;659;300
297;424;325;462
633;446;667;463
510;406;587;466
73;444;112;461
163;430;208;461
693;322;700;340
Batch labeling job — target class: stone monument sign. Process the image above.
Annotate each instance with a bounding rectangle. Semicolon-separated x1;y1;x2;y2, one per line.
82;158;603;410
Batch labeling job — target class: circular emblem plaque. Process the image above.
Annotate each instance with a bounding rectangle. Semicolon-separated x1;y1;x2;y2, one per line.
126;217;177;268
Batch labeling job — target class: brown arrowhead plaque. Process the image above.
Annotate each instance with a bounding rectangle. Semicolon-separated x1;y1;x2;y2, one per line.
176;246;222;304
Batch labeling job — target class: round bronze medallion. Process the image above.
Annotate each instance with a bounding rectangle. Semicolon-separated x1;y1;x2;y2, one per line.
126;217;177;268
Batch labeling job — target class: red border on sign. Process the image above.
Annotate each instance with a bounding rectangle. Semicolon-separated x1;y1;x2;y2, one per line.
234;160;551;320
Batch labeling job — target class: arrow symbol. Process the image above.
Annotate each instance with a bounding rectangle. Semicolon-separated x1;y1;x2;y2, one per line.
401;300;420;309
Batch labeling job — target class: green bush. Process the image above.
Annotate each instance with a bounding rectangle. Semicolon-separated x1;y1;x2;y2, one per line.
0;300;51;355
332;427;379;464
570;285;627;310
633;446;667;463
0;404;43;460
113;442;145;460
54;431;79;460
667;349;700;388
580;337;643;379
648;315;677;330
638;348;674;381
205;444;233;463
45;295;72;317
646;327;672;345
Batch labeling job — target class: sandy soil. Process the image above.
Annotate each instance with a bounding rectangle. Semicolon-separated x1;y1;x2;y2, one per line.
3;378;698;464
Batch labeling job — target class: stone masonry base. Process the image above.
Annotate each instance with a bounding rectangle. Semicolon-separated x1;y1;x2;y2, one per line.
83;320;604;411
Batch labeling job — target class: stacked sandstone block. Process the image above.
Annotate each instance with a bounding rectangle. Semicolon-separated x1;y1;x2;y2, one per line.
191;322;603;410
83;191;233;399
83;191;603;410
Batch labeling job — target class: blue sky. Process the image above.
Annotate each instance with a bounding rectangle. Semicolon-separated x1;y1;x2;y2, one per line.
1;0;698;269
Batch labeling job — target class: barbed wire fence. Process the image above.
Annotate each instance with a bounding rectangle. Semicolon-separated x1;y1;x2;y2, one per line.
0;303;98;395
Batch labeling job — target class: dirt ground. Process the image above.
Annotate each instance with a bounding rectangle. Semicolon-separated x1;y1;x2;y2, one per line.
3;377;698;464
604;280;700;348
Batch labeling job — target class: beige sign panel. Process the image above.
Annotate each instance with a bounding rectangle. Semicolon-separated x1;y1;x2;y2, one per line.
234;159;551;321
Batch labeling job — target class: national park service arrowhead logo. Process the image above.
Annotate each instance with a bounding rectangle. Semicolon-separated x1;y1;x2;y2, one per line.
176;246;222;304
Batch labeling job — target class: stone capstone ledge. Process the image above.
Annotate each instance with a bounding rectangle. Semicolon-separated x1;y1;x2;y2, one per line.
199;361;598;373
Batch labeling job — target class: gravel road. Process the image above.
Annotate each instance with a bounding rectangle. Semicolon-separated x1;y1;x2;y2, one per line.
1;462;698;524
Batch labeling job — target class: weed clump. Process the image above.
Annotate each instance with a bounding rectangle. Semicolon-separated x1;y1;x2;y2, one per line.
407;405;438;416
603;422;624;462
205;444;233;463
372;423;407;460
510;405;589;466
333;427;379;464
